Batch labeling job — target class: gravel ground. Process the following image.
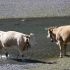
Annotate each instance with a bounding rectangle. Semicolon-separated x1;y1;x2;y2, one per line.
0;56;45;70
0;63;43;70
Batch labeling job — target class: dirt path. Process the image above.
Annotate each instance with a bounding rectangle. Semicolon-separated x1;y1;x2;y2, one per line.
28;56;70;70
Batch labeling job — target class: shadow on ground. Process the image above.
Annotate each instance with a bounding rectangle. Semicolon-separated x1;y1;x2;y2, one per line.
64;54;70;57
10;58;57;64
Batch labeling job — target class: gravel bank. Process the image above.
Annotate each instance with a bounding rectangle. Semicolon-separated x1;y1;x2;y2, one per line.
0;0;70;18
0;63;43;70
0;57;45;70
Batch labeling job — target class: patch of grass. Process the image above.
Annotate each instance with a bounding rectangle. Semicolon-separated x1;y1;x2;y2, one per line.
0;17;70;60
0;17;70;70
